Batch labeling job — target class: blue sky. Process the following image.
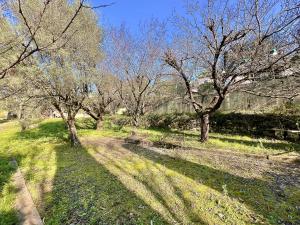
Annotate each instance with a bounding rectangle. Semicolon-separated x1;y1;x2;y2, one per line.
90;0;185;32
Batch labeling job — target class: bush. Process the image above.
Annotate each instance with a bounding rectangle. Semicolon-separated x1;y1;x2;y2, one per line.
211;113;300;136
145;114;174;129
144;113;198;130
108;115;132;127
19;118;42;131
272;102;300;115
107;112;300;140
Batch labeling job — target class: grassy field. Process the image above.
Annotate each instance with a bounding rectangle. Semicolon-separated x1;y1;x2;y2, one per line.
0;118;299;224
77;117;300;156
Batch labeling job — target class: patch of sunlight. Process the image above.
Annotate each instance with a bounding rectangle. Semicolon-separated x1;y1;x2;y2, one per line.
79;129;129;138
0;122;20;224
0;120;58;214
20;144;57;211
0;178;18;224
87;143;260;225
175;133;288;155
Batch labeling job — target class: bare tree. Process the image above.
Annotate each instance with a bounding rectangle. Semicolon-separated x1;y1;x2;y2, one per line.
82;70;120;129
108;22;166;126
164;0;300;142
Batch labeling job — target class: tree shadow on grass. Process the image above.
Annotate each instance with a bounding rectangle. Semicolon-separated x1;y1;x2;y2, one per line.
163;129;300;153
0;119;8;124
93;149;208;224
122;143;299;225
209;134;300;153
0;154;19;225
15;121;299;224
0;211;18;225
45;145;170;225
16;120;68;142
15;121;170;225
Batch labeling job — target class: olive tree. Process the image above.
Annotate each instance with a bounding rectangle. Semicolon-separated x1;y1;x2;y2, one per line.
28;6;102;146
0;0;111;80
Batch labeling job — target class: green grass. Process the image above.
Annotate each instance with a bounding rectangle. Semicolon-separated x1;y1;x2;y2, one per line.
87;143;259;224
0;118;299;224
0;120;166;224
0;154;18;225
77;117;300;155
0;122;19;225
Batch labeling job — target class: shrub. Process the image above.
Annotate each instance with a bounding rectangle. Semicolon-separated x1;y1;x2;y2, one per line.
144;113;198;130
107;112;300;141
211;113;300;137
106;115;132;128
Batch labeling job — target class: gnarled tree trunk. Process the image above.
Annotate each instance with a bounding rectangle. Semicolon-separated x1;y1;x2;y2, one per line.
53;103;81;147
132;114;140;127
82;106;105;130
96;116;103;130
67;118;81;147
200;114;210;142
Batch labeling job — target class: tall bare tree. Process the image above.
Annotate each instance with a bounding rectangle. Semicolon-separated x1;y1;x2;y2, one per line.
82;70;120;129
108;22;166;126
164;0;300;142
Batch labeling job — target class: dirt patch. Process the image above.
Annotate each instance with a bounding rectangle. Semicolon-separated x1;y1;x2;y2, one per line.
82;137;124;148
83;136;300;190
148;142;300;188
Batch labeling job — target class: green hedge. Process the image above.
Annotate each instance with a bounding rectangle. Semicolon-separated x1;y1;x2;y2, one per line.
210;113;300;136
145;113;198;130
109;113;300;139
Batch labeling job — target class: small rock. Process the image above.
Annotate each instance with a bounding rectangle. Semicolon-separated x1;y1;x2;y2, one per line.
125;137;141;144
218;213;225;220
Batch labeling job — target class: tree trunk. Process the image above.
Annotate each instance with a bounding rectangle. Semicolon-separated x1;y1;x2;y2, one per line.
200;114;210;142
133;115;139;127
67;118;81;147
96;116;103;130
19;103;25;120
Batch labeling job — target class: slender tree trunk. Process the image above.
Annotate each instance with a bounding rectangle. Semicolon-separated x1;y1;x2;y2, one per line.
200;114;210;142
96;116;103;130
132;114;139;127
19;103;25;120
133;118;138;127
19;103;27;131
67;118;81;147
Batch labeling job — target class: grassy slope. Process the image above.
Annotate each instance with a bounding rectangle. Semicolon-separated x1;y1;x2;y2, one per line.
0;120;166;225
0;118;299;224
